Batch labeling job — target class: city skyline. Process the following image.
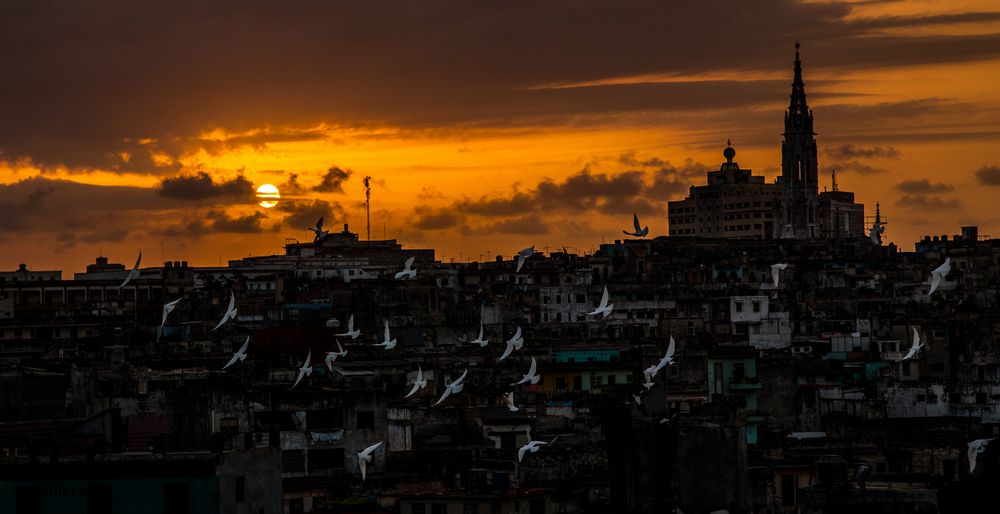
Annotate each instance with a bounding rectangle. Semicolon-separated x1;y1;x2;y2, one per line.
3;1;1000;272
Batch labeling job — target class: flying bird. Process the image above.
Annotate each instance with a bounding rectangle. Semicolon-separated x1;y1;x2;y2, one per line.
394;256;417;280
470;322;489;347
357;441;382;482
512;357;541;386
291;350;312;390
517;437;557;463
118;251;142;289
504;392;520;412
642;367;657;390
928;257;951;296
211;292;238;331
869;220;884;246
308;217;329;242
499;327;524;362
222;336;250;370
334;315;361;339
648;336;677;377
157;297;183;342
771;263;788;288
587;286;614;318
433;369;468;406
403;365;428;398
969;438;993;474
515;246;535;273
632;393;643;405
897;327;924;362
374;320;397;350
324;340;348;373
623;213;649;237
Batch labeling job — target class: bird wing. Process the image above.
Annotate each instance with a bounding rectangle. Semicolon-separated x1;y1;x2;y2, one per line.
511;327;522;342
929;273;942;295
383;320;391;341
404;256;415;270
404;381;421;398
934;258;951;275
238;336;251;355
666;336;676;359
499;342;515;361
515;254;526;273
527;357;537;377
600;287;609;309
433;388;451;406
222;352;242;370
517;445;529;462
336;340;345;354
633;213;641;232
911;327;920;348
316;217;324;231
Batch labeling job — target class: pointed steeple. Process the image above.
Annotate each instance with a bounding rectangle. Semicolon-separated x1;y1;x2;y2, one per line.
789;41;809;115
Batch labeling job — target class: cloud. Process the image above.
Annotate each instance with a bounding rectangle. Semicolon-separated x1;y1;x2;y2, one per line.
894;179;953;194
824;144;902;160
313;167;352;193
413;209;464;231
3;2;1000;172
277;199;345;232
158;172;253;201
826;160;887;174
975;166;1000;186
896;194;960;209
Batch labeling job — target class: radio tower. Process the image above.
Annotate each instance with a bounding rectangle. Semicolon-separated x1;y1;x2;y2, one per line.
363;176;372;241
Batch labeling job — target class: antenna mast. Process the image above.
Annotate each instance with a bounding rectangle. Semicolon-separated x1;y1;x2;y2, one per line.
363;176;372;241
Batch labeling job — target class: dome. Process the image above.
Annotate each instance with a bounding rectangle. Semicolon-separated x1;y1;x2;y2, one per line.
723;142;736;162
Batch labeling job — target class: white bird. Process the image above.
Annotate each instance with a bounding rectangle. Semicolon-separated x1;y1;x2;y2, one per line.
651;336;677;375
157;297;183;342
928;257;951;296
222;336;250;370
771;263;788;288
517;437;557;462
587;286;614;318
374;320;397;350
499;327;524;362
308;216;329;242
632;394;643;405
403;365;428;398
334;314;361;339
968;438;992;474
512;357;541;386
324;340;348;373
211;291;238;331
642;367;656;390
394;256;417;280
357;441;382;482
870;220;884;246
515;245;535;273
118;251;142;289
433;369;468;406
897;327;925;362
623;213;649;237
470;322;489;347
504;392;520;412
291;350;312;390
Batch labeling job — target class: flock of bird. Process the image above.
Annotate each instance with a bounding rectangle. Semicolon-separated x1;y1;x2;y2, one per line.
124;212;984;481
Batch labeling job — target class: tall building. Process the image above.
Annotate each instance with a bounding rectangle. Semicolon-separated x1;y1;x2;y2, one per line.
774;42;822;239
668;142;779;239
669;43;865;240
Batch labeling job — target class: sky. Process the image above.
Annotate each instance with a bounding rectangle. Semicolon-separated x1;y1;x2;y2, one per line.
3;0;1000;273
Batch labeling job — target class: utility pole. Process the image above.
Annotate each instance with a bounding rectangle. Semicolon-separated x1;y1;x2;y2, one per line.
363;176;372;241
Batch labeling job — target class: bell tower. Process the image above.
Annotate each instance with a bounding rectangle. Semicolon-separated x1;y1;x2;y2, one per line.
775;42;820;238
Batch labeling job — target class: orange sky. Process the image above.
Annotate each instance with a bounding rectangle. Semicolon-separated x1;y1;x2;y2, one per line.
2;0;1000;273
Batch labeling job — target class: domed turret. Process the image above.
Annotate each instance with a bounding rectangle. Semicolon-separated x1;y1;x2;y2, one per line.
723;140;736;163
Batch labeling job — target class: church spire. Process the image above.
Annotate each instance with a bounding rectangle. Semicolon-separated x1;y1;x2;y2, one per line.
789;41;809;115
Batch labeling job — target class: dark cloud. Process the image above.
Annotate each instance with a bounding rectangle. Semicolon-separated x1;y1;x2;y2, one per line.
975;166;1000;186
313;167;352;193
824;144;902;160
896;194;960;210
414;209;464;231
482;216;550;236
158;172;253;201
278;199;345;233
895;179;954;194
826;160;887;174
3;2;1000;172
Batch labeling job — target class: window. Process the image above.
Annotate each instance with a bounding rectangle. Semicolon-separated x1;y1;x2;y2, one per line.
308;409;344;430
590;375;602;387
735;301;743;313
432;504;448;514
492;502;502;514
529;498;546;514
16;486;40;514
309;448;345;471
976;392;987;404
220;417;238;435
607;375;616;385
411;504;427;514
87;484;112;514
356;411;375;429
781;475;796;507
573;376;582;390
752;301;760;313
164;484;189;514
464;502;478;514
235;476;245;503
282;450;306;474
289;498;304;514
732;362;745;383
555;377;566;390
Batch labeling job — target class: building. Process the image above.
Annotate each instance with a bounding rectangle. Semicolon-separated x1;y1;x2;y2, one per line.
668;142;779;238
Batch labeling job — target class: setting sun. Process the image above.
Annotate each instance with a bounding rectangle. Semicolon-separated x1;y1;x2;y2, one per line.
256;183;280;208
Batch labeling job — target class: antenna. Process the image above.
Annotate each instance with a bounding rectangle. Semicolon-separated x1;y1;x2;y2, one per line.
831;168;838;192
363;176;372;241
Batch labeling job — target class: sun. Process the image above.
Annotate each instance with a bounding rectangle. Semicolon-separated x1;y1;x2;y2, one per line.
256;183;280;208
